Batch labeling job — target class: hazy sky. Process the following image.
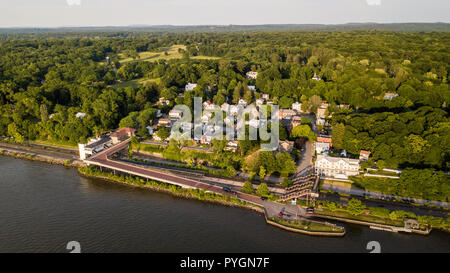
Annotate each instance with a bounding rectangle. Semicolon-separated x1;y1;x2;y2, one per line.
0;0;448;27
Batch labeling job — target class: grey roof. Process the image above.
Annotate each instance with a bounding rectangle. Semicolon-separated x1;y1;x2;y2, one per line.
85;137;111;149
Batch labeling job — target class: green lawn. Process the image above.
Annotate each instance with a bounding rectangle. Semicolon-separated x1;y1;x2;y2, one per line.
31;139;78;149
118;45;221;63
268;217;345;233
111;77;161;89
315;208;404;227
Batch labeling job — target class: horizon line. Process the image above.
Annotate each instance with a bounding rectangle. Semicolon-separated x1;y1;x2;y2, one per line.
1;22;449;29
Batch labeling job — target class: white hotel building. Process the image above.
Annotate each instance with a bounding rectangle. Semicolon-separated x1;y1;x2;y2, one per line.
315;155;360;179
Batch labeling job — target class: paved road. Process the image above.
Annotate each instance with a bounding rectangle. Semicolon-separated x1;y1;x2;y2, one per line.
295;114;317;175
264;201;306;219
86;139;266;207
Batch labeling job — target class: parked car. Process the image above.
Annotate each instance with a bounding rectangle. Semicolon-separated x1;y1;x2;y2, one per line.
222;187;231;192
260;196;268;201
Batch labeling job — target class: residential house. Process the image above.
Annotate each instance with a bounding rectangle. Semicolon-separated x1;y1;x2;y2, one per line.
110;127;136;144
278;109;296;119
261;93;270;100
246;71;258;79
169;109;183;120
315;155;360;179
289;116;302;131
158;118;171;127
315;142;330;154
278;141;294;153
224;141;239;153
248;85;256;91
317;135;332;147
359;150;371;162
317;107;327;120
292;102;302;113
384;92;399;101
185;83;198;91
75;112;86;119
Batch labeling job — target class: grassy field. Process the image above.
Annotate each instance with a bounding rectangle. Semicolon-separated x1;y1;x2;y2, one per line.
31;139;78;149
268;217;345;233
315;208;404;227
118;45;221;63
111;77;161;89
321;179;353;188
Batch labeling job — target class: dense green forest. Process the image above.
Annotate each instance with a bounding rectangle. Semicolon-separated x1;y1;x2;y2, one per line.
0;31;448;172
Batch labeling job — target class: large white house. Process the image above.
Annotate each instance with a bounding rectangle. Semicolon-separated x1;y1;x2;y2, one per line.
315;155;360;179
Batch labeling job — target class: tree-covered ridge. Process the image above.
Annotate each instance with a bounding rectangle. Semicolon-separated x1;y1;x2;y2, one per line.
332;107;449;169
0;31;448;172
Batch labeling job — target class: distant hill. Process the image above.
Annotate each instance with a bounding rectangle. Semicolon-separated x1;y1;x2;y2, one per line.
1;23;449;34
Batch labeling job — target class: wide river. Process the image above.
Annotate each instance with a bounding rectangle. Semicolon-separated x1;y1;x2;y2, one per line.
0;155;448;253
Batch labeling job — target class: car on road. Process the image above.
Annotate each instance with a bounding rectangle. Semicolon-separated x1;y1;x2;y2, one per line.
222;187;231;192
260;196;268;201
306;208;314;214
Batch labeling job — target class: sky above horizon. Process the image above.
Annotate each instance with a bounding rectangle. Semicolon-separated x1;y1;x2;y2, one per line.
0;0;448;28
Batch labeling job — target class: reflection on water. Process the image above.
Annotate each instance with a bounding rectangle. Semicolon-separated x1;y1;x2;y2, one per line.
0;155;448;253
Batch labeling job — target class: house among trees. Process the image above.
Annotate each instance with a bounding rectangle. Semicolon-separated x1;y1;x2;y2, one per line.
359;150;371;162
315;141;330;154
278;109;296;119
278;141;294;153
185;83;198;91
158;118;171;127
315;155;360;179
317;135;333;147
245;71;258;79
169;109;183;120
75;112;86;119
384;92;399;101
292;102;302;113
224;141;239;153
289;116;302;132
261;93;270;100
110;127;136;144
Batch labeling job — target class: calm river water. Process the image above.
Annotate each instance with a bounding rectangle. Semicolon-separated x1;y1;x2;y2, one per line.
0;155;448;253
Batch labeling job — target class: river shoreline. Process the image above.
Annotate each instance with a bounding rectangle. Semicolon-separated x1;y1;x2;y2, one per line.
78;167;266;214
0;143;448;236
0;145;85;168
